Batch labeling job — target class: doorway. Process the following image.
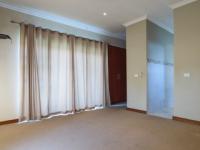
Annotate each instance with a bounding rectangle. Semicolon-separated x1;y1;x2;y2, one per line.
147;59;174;118
147;21;174;119
108;45;126;107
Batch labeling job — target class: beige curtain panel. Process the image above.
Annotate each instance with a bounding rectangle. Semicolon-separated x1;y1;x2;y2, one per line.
20;24;110;121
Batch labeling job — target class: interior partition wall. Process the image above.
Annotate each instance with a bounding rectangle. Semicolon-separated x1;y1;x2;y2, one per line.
147;21;174;118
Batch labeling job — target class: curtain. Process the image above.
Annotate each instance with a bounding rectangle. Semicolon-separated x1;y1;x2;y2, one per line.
20;24;110;121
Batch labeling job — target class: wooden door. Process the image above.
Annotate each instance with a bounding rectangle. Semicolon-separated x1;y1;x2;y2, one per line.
108;45;126;104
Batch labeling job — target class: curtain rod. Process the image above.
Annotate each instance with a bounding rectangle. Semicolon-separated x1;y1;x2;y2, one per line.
10;20;107;44
10;20;24;24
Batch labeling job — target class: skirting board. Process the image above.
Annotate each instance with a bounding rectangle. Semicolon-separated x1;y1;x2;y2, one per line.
126;108;147;114
0;119;18;126
1;115;199;127
127;108;200;126
173;116;200;126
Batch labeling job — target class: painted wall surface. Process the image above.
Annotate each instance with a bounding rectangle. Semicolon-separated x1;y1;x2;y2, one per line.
0;23;20;122
126;19;174;114
0;7;125;122
174;1;200;121
147;21;174;118
126;20;147;111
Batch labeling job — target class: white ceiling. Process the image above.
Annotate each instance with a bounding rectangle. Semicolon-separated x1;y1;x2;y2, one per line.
0;0;186;39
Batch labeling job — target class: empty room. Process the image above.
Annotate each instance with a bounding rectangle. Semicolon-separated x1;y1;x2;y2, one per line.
0;0;200;150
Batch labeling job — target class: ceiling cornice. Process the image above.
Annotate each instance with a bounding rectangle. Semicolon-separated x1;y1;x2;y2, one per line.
123;15;147;27
0;1;125;40
147;16;174;34
170;0;198;9
123;15;174;34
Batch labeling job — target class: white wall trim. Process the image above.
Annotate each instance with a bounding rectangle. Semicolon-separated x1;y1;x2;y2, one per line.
0;1;125;40
170;0;197;9
147;16;174;34
123;15;174;34
123;15;147;27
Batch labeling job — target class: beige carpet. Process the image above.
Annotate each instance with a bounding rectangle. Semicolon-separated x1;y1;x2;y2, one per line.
0;108;200;150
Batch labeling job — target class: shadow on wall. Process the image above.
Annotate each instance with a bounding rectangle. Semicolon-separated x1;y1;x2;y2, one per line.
147;21;174;119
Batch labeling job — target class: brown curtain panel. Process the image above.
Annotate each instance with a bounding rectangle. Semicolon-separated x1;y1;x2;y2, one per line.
20;24;110;121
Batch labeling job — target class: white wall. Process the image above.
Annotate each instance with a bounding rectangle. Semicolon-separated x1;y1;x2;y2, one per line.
0;23;20;121
0;6;125;122
174;1;200;121
126;20;147;111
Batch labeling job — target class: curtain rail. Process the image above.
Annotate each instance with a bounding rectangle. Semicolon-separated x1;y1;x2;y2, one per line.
10;20;107;44
10;20;23;24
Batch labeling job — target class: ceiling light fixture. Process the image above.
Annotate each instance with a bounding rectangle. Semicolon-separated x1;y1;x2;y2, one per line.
103;12;107;16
